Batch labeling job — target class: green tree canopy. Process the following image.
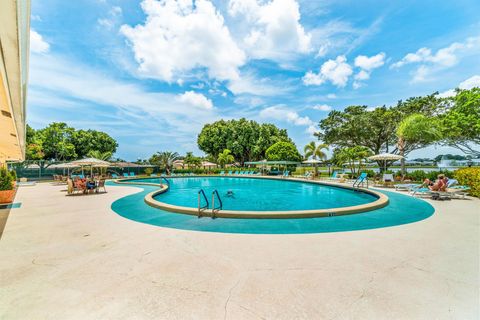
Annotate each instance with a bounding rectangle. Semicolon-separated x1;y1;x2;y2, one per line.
439;88;480;157
315;93;444;168
197;118;292;165
396;114;441;174
332;146;373;177
25;123;118;161
184;152;202;168
217;149;235;168
265;141;302;162
149;151;179;174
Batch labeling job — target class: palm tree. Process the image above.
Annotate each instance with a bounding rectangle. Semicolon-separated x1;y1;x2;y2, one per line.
87;150;113;161
304;142;329;177
397;114;440;175
217;149;235;168
150;151;179;174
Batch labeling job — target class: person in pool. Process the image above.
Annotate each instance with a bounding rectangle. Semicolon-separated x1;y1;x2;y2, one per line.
225;190;235;198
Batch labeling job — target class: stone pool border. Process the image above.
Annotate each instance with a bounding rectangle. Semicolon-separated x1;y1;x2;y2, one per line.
114;175;389;219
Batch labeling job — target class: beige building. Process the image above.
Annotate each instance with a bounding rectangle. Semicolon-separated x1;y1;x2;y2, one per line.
0;0;31;163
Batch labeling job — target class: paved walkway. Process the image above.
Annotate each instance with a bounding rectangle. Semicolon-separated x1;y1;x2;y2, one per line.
0;182;478;319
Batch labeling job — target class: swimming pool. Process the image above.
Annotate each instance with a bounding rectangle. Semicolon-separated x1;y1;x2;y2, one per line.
109;176;435;234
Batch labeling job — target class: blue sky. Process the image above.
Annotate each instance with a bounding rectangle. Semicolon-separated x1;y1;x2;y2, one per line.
28;0;480;161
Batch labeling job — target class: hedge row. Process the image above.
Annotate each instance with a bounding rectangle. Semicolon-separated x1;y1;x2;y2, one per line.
454;168;480;197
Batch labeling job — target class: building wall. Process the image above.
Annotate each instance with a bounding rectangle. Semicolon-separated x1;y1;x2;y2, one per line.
0;0;31;163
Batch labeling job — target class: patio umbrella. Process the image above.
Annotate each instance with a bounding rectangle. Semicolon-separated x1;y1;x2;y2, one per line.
69;158;111;177
368;153;404;172
49;162;80;175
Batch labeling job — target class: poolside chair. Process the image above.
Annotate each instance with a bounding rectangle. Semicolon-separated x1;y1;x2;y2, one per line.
234;171;239;175
96;179;107;193
220;171;225;175
150;173;157;177
111;173;118;179
353;172;368;188
123;173;129;177
394;183;420;191
283;170;290;178
303;171;312;179
327;171;341;181
228;170;233;175
129;172;135;177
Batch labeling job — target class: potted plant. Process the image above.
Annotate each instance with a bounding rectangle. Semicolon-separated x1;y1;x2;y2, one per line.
0;167;15;204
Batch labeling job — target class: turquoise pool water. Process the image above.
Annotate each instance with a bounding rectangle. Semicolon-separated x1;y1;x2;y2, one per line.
140;177;377;211
109;177;435;234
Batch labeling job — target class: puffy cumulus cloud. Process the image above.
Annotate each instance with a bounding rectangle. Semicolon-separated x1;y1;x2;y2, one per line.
121;0;245;82
391;36;480;82
228;0;311;61
30;30;50;54
177;91;213;110
352;52;385;88
259;105;315;135
354;52;385;72
303;55;353;87
312;104;332;111
438;75;480;98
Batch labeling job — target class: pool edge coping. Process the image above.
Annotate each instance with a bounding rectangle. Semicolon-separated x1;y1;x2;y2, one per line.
114;175;389;219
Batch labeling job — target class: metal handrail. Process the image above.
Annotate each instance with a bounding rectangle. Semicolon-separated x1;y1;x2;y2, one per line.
211;189;223;219
198;189;209;217
161;177;170;187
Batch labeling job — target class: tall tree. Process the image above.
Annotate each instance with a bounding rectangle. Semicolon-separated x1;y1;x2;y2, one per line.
38;122;77;161
396;114;441;174
87;150;113;161
265;141;302;162
217;149;235;168
149;151;179;174
71;129;118;158
184;152;202;168
304;142;328;177
439;88;480;157
197;118;292;165
332;146;373;176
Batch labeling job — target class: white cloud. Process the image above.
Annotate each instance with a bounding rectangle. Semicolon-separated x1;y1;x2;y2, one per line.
303;55;353;87
177;91;213;110
227;73;289;96
354;52;386;71
438;75;480;98
352;52;385;87
391;36;480;82
228;0;311;61
121;0;245;82
312;104;332;111
97;6;123;29
259;105;315;135
30;30;50;54
28;54;221;147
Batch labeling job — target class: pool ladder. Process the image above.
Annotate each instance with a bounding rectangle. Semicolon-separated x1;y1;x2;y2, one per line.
197;189;223;218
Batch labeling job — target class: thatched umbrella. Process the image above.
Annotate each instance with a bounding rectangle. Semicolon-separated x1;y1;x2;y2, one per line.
368;153;404;172
69;158;111;177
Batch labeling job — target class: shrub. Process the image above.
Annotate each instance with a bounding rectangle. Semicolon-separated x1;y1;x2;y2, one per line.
9;169;17;181
144;167;154;175
0;167;14;191
454;168;480;197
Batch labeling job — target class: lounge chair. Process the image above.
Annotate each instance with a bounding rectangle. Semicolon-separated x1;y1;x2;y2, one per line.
353;172;368;188
220;171;225;175
96;179;107;193
303;171;312;179
122;173;129;177
228;170;232;175
394;183;420;191
112;173;118;179
129;172;135;177
150;173;157;177
283;170;290;178
327;171;341;181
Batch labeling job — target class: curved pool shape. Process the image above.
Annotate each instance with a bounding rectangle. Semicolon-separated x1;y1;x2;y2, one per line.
109;178;435;234
154;177;377;210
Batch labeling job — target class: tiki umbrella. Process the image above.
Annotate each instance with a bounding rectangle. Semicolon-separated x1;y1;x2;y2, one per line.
368;153;404;172
69;158;111;177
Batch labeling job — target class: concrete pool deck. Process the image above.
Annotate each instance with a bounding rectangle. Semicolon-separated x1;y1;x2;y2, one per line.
0;182;478;319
